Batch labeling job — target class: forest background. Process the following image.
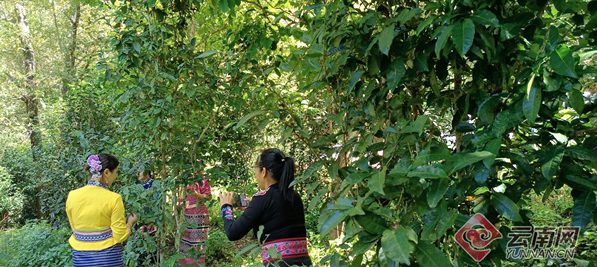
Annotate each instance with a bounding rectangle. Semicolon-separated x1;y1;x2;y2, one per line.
1;0;597;266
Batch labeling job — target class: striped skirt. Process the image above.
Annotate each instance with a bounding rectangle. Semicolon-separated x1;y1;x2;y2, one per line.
72;244;123;267
180;212;209;265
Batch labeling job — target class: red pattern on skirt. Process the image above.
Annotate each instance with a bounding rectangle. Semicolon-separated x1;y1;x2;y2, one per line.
180;178;210;266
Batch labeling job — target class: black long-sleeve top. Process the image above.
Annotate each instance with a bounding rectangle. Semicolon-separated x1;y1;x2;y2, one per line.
221;183;312;266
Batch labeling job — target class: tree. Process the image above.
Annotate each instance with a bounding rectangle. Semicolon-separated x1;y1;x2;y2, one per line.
15;3;40;160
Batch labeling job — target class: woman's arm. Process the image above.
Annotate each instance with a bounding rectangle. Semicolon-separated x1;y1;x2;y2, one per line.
66;193;75;231
221;195;265;241
111;195;131;243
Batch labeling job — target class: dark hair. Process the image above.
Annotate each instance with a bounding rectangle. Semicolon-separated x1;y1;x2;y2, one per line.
85;153;119;176
256;148;295;203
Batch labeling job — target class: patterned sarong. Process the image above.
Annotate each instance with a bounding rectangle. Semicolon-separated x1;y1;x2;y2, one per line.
72;244;123;267
261;237;310;264
180;179;211;266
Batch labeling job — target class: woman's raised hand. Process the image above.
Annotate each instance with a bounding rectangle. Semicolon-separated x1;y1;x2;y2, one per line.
127;212;138;226
219;191;235;207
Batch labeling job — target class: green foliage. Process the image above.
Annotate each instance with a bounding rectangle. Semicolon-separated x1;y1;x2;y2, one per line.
283;0;597;265
0;221;72;267
0;145;38;225
1;0;597;266
0;166;24;227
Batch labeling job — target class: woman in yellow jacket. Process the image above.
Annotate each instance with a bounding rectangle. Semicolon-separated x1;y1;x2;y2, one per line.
66;153;138;267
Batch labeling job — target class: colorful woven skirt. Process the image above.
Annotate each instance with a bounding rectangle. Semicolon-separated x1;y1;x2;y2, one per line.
180;210;209;265
261;237;312;266
72;244;123;267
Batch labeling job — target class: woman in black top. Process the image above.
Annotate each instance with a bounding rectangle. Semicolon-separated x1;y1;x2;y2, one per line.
219;148;312;267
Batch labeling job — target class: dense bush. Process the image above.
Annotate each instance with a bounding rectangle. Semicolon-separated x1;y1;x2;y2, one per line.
0;166;24;228
0;221;72;267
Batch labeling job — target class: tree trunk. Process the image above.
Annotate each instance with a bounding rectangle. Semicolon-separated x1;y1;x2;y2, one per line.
15;3;40;158
61;3;80;97
16;3;43;219
329;130;358;240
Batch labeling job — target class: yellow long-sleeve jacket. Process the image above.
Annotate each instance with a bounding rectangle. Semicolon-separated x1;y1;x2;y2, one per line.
66;183;130;251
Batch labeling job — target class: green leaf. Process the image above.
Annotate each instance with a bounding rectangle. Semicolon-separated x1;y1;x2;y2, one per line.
329;161;339;179
573;259;597;267
308;189;329;211
235;243;258;257
378;25;395;55
549;45;577;78
491;193;522;222
306;58;321;70
414;51;429;72
233;110;266;130
435;25;453;58
427;178;450;208
578;50;597;61
413;147;452;168
197;50;218;58
306;45;324;57
483;138;501;167
355;212;388;234
453;19;475;57
550;132;568;144
548;25;559;49
565;146;597;161
522;86;541;123
303;160;325;178
541;145;564;179
417;15;437;35
471;10;499;27
401;115;428;135
568;90;584;114
147;0;156;8
477;93;505;124
543;69;562;92
397;8;421;24
348;69;363;94
408;165;449;179
436;209;458;238
414;241;454;267
219;0;229;12
456;122;475;133
344;172;370;185
386;59;405;90
320;209;349;236
227;0;235;10
369;167;387;195
350;254;364;267
563;175;597;191
351;238;376;256
382;228;415;265
448;151;494;173
133;42;141;53
572;190;596;230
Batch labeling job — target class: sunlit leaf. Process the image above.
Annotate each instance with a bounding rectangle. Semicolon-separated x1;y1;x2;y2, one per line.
414;241;454;267
435;25;453;57
378;25;395;55
550;45;577;78
453;19;475;57
382;228;415;265
522;86;541;123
